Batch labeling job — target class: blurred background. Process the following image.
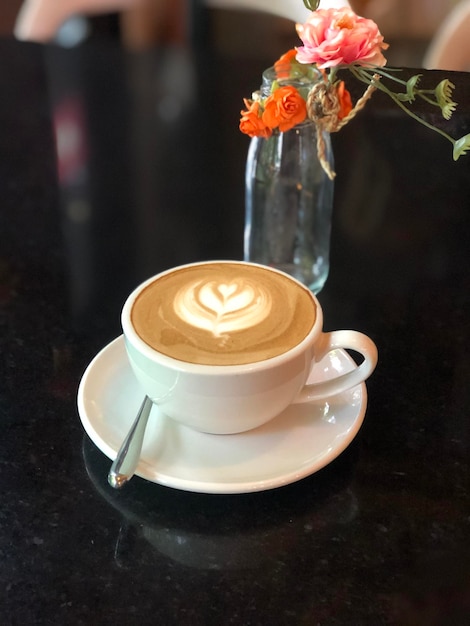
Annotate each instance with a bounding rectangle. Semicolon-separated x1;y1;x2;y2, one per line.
0;0;466;68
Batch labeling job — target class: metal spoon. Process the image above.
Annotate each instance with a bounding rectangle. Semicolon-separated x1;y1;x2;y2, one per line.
108;395;153;489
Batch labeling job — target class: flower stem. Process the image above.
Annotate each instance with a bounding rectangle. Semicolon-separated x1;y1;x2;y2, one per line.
387;92;455;144
349;66;457;146
362;66;408;86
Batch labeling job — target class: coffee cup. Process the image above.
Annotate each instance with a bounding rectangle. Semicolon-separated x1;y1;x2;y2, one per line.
121;261;377;434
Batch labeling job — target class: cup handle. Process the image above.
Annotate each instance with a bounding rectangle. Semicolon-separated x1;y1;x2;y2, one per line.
293;330;378;403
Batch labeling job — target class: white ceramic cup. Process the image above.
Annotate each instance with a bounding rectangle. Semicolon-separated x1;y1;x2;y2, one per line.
122;261;378;434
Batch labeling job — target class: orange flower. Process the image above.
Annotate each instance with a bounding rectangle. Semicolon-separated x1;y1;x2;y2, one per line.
274;48;298;78
239;99;272;138
262;86;307;132
336;81;353;119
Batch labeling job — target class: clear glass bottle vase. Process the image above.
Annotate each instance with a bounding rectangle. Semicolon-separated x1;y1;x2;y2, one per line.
244;68;335;294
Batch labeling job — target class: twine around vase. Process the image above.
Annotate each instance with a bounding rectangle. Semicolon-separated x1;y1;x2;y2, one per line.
307;74;381;180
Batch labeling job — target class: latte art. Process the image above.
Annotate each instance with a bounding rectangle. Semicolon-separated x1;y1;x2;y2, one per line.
131;262;315;365
174;278;271;339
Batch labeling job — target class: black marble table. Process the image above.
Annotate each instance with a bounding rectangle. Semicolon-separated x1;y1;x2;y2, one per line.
0;35;469;625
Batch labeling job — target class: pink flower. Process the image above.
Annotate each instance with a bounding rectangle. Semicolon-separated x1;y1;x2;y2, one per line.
296;8;388;69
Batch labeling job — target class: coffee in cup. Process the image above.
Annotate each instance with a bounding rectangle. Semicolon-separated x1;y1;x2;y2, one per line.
122;261;377;434
131;261;315;366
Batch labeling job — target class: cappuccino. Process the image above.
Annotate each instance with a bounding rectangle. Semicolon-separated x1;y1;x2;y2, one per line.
131;262;315;365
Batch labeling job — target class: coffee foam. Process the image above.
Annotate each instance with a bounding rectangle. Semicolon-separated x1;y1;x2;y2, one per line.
131;263;315;365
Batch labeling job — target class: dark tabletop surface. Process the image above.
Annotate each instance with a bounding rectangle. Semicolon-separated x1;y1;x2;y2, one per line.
0;32;469;626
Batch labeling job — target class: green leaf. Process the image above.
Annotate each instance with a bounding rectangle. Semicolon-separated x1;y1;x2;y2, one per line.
394;74;422;102
435;79;457;120
406;74;422;101
453;134;470;160
303;0;320;10
395;93;414;102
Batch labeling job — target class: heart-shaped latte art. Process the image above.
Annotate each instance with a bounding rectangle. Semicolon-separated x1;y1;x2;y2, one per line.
174;278;272;338
217;283;238;299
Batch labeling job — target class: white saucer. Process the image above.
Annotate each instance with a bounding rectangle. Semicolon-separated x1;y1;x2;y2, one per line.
77;336;367;494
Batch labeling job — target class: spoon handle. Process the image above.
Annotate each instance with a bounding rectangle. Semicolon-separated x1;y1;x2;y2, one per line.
108;395;153;489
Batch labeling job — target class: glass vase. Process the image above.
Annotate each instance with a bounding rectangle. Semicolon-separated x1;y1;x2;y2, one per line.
244;68;335;294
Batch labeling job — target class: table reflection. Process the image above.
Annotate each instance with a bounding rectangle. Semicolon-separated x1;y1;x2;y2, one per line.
82;435;359;572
